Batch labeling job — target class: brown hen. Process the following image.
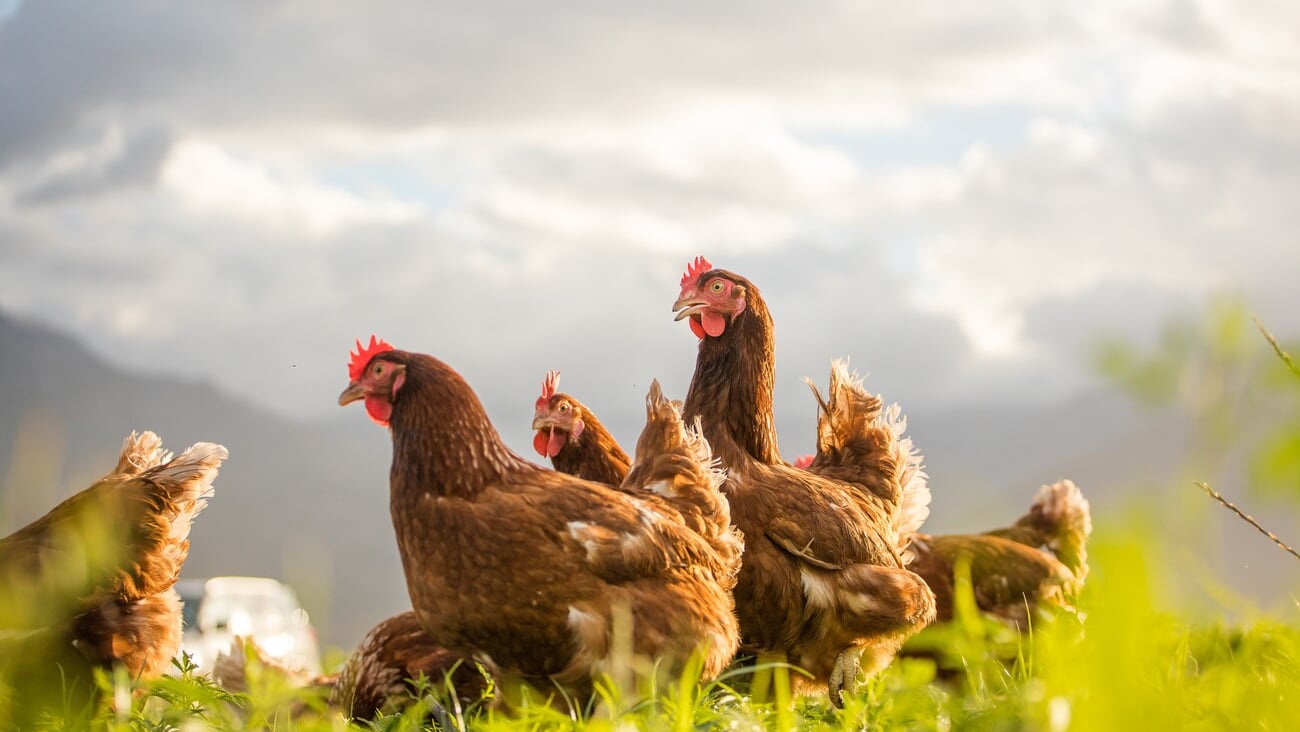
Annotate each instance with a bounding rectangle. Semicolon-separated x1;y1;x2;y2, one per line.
0;431;225;725
215;611;487;722
332;611;489;719
673;257;935;706
338;337;740;703
531;369;630;487
907;479;1092;626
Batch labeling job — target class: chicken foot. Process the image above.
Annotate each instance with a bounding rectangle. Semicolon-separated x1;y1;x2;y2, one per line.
819;563;936;706
827;643;895;708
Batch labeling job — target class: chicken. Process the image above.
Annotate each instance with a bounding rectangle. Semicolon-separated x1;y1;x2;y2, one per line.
798;445;1091;624
0;432;225;725
906;480;1092;626
214;612;488;722
672;257;935;706
333;611;489;719
531;369;630;486
338;336;741;702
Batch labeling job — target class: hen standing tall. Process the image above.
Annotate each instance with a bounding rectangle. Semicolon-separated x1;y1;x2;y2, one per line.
339;337;741;701
672;257;935;705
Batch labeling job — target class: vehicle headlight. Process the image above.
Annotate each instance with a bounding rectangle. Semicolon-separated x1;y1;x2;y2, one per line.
258;632;294;660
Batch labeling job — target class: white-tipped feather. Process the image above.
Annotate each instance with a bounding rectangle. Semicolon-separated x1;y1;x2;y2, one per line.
116;430;173;475
1032;479;1092;538
879;400;930;549
685;416;728;492
147;442;227;542
807;360;931;557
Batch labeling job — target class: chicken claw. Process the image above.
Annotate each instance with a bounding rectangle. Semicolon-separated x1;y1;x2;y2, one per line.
828;643;895;708
827;645;863;708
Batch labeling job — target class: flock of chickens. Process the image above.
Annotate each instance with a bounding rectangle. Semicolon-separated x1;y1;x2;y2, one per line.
0;256;1092;724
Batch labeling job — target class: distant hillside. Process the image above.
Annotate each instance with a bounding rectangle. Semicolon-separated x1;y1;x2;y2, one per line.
0;311;407;647
2;310;1295;653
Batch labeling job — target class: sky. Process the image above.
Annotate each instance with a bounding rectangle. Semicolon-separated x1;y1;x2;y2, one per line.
2;0;1298;457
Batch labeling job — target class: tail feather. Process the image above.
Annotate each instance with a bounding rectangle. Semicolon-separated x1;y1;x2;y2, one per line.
112;431;173;477
1024;479;1091;580
804;359;882;460
109;441;227;601
146;442;226;544
805;360;930;558
882;403;930;551
625;380;742;578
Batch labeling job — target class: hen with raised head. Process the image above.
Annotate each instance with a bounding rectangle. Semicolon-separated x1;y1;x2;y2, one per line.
672;257;935;706
0;431;225;725
338;337;740;702
531;370;630;487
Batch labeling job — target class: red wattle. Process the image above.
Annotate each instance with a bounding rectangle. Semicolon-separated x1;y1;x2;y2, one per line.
533;428;567;457
690;316;706;339
364;395;392;426
701;310;726;337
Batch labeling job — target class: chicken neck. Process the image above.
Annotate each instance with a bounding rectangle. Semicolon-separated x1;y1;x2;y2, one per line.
550;411;630;486
387;354;527;501
682;285;782;467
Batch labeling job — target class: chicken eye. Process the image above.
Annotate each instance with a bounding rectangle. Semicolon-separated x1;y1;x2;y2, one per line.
373;363;384;375
559;403;570;412
710;280;725;293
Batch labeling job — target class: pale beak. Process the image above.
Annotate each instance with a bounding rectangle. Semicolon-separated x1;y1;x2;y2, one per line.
338;381;365;406
673;296;707;321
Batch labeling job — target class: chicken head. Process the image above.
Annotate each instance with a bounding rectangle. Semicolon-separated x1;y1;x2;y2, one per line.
531;370;586;458
672;256;748;339
338;335;406;426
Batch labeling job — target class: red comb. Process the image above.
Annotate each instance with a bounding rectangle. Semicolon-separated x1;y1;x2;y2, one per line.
536;369;560;409
348;335;394;380
680;255;712;288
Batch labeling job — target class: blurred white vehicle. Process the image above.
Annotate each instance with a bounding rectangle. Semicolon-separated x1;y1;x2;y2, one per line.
176;576;322;676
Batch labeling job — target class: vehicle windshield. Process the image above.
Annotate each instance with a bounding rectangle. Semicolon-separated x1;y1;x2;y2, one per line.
181;597;201;631
198;592;294;636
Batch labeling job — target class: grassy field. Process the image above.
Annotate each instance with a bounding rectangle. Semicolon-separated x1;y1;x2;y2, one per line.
14;518;1294;731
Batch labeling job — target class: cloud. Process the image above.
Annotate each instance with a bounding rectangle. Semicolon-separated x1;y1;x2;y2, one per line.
159;140;426;237
14;125;174;205
0;0;1298;444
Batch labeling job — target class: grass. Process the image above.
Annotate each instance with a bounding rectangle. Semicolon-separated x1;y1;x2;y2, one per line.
5;516;1295;731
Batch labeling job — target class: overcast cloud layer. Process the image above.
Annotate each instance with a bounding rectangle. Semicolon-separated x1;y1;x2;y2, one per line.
2;0;1298;457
